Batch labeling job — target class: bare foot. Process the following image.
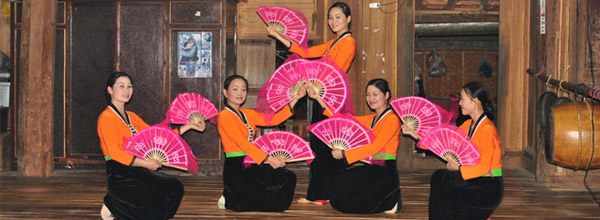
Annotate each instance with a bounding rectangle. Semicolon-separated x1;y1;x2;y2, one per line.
101;204;114;220
297;198;327;205
384;202;398;214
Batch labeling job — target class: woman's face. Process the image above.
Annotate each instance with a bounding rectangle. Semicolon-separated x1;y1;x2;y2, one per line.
223;78;247;107
366;85;388;111
459;89;479;116
108;76;133;104
328;7;350;34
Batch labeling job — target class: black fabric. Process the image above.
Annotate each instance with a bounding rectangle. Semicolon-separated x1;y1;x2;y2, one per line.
305;101;348;201
222;156;296;212
104;160;184;220
428;169;504;220
330;160;402;214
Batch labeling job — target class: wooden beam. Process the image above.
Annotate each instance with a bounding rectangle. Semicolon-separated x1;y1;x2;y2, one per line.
17;0;56;176
415;10;499;23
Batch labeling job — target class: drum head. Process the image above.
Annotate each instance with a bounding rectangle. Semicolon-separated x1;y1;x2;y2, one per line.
537;92;557;129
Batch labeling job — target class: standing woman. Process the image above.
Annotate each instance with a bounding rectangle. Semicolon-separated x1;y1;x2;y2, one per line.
217;75;307;212
403;81;503;219
267;1;356;205
309;78;402;213
97;72;205;220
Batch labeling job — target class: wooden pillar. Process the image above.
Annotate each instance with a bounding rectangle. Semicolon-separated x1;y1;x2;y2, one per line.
17;0;56;176
498;0;531;152
396;0;414;169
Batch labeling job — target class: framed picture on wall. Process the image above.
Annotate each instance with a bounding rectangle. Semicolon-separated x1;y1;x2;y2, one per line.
177;32;212;78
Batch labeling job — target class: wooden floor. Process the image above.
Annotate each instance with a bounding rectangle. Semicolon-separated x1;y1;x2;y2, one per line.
1;167;599;219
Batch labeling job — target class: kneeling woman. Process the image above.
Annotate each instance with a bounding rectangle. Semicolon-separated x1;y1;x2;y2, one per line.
97;72;205;220
404;81;503;219
309;78;402;213
217;75;306;212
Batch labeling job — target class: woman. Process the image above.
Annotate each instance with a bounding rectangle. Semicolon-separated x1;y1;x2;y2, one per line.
403;81;503;219
309;78;401;213
268;1;356;205
217;75;307;212
97;72;205;220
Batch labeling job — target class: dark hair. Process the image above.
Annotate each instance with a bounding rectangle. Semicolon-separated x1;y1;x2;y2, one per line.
329;2;352;28
366;78;391;103
463;81;495;120
105;71;133;105
223;74;249;103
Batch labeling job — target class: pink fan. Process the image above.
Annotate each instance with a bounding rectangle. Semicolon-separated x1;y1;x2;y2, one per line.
167;93;218;125
301;56;353;114
243;131;314;164
125;126;198;174
417;124;480;166
256;6;309;48
264;58;305;112
390;96;452;138
307;114;376;164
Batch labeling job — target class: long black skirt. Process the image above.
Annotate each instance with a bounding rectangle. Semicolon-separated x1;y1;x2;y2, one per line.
305;101;348;201
330;160;402;213
104;160;184;220
222;156;296;212
428;169;504;220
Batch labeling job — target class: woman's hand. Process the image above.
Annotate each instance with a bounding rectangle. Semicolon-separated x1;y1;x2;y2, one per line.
135;158;162;171
446;158;460;171
331;149;344;160
266;24;291;48
180;120;206;134
307;86;328;109
401;124;420;140
266;25;280;37
266;156;286;169
289;84;308;108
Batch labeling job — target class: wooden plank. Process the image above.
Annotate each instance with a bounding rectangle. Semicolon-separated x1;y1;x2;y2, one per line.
16;0;56;177
237;0;319;41
0;168;599;219
498;0;531;152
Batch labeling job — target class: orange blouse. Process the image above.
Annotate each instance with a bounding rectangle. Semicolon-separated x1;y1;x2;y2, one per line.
458;117;502;180
217;105;294;164
346;110;401;164
323;109;401;164
97;107;151;166
289;33;356;72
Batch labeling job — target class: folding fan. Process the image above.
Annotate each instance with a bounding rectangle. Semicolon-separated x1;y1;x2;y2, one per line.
264;58;305;112
257;6;309;48
417;124;480;166
390;96;452;138
307;114;377;164
124;126;198;174
243;131;314;165
300;56;353;114
167;92;218;125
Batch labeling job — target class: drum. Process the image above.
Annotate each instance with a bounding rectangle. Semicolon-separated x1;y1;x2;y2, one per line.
547;101;600;170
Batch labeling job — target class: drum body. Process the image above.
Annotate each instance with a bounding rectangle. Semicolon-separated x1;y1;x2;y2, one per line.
547;102;600;169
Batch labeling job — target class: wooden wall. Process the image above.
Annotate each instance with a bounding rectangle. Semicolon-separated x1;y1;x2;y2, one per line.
531;0;600;186
9;0;227;174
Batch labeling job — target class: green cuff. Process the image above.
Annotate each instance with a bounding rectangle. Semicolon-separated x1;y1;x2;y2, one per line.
372;153;396;160
225;152;247;158
104;155;112;161
482;168;503;177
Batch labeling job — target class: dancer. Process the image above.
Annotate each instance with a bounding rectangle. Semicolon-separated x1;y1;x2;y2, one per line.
403;81;503;220
98;71;205;220
309;78;401;213
217;75;307;212
268;1;356;205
